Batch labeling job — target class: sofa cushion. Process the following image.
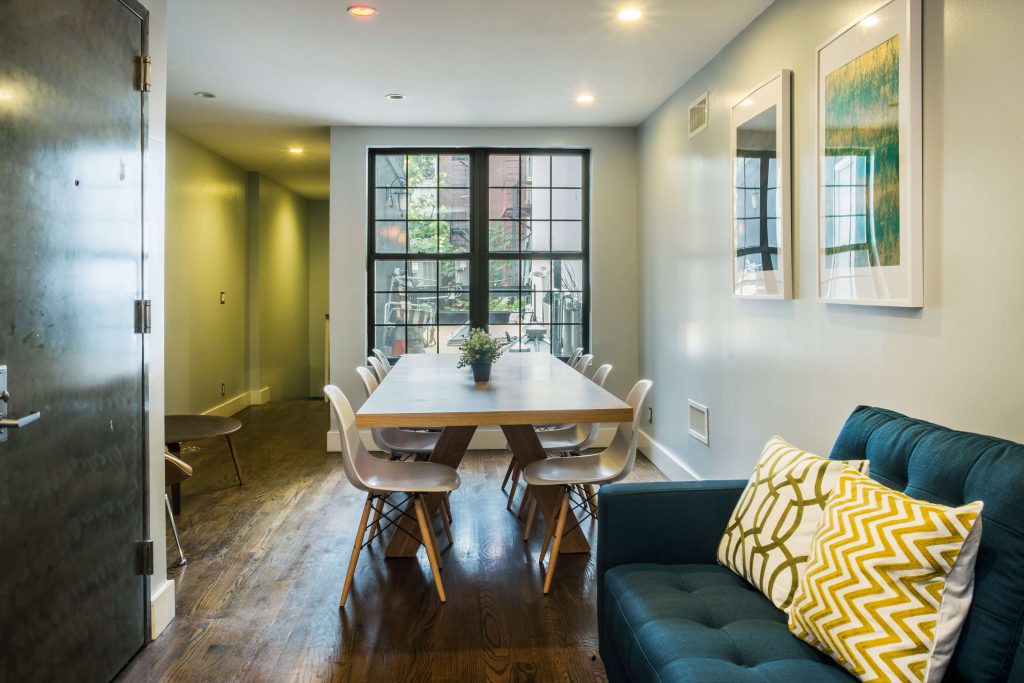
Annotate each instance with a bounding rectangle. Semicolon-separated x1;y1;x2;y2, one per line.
831;406;1024;681
603;564;854;682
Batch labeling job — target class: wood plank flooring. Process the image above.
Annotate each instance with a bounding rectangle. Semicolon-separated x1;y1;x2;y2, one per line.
117;400;664;682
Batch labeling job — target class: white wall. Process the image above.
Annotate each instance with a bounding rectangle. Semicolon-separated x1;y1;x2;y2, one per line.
638;0;1024;480
328;127;638;444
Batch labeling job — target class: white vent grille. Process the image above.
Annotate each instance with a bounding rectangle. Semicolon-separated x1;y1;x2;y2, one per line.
688;400;709;444
688;91;709;139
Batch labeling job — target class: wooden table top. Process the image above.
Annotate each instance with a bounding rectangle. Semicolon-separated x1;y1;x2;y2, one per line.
165;414;242;444
355;353;633;428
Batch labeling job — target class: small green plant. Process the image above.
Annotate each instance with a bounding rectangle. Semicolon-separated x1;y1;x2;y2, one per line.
457;328;505;368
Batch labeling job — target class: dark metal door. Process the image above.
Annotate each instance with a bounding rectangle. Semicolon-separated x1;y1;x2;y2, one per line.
0;1;149;680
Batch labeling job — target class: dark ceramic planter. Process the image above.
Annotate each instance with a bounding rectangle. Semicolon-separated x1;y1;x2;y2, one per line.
471;362;492;382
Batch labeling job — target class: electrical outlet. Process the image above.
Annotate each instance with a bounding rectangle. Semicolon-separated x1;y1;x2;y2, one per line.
220;383;226;397
648;406;653;424
219;291;226;305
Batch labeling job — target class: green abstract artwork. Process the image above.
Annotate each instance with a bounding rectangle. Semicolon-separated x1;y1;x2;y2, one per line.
824;36;900;267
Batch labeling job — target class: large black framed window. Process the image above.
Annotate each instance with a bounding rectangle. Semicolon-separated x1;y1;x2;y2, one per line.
368;148;590;359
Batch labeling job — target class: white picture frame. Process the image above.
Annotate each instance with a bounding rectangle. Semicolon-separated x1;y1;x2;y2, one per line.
816;0;922;307
731;70;793;299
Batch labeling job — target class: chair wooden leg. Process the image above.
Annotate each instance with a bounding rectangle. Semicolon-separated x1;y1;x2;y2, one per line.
367;494;386;543
539;499;558;564
523;497;538;541
506;462;521;510
225;434;244;486
516;485;531;519
340;494;374;607
500;458;515;491
584;484;598;514
441;493;453;524
413;495;447;603
543;490;571;594
439;499;454;546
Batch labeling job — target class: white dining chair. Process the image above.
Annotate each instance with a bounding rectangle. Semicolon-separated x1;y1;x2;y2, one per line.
504;364;614;516
522;379;653;593
566;347;583;368
572;353;593;375
367;356;388;382
325;384;460;605
372;348;392;373
355;367;440;459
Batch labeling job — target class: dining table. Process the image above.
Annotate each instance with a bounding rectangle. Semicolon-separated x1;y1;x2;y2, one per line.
355;352;634;558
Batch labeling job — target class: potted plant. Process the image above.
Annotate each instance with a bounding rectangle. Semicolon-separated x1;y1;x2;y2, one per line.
457;327;505;382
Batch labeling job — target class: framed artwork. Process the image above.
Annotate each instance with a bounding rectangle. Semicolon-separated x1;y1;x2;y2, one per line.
732;70;792;299
816;0;922;306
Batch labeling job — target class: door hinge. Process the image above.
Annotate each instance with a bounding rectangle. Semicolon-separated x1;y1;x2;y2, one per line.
139;540;154;576
137;55;152;92
134;299;152;334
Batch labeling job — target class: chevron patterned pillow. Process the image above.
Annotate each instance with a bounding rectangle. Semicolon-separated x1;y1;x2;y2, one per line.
788;468;984;683
717;436;869;609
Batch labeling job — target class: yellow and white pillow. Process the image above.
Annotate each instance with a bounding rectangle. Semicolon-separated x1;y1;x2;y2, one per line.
788;468;983;683
718;436;869;609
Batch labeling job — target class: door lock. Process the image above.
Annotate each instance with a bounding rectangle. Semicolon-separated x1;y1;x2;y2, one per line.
0;365;42;443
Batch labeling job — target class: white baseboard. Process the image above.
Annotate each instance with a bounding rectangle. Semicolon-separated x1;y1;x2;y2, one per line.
201;386;271;417
325;425;620;454
638;429;701;481
150;578;175;640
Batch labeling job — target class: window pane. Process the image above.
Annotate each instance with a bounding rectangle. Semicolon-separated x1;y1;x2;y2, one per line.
521;155;550;188
489;221;519;252
375;326;405;356
407;292;437;325
522;220;549;251
489;154;520;187
552;221;582;251
408;221;438;253
552;155;582;187
408;155;438;187
489;188;519;219
438;325;466;353
375;187;406;220
375;293;403;325
375;221;406;253
489;259;519;289
439;188;470;221
524;187;550;219
375;261;406;291
438;291;469;324
407;260;437;290
407;325;437;354
521;258;551;291
552;260;583;291
439;259;470;290
375;155;405;188
439;154;471;187
550;292;583;325
551;325;583;357
440;220;471;253
518;324;551;352
408;188;437;220
489;294;522;324
551;188;582;220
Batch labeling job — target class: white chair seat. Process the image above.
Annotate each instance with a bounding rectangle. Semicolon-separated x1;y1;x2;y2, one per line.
522;452;623;487
377;427;439;454
364;459;461;494
536;425;592;452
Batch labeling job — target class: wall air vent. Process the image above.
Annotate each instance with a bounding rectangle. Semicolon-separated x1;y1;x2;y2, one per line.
688;399;709;445
688;91;709;139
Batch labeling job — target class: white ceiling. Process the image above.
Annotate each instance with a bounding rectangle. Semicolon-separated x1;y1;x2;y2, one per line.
167;0;772;199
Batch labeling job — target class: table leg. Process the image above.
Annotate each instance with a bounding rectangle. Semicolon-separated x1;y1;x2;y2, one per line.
171;482;182;516
226;434;244;486
385;425;476;558
501;424;589;554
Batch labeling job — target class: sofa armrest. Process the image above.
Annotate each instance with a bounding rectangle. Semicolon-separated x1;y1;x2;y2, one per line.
597;480;746;573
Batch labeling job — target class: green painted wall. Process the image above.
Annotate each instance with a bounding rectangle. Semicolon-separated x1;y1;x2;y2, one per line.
256;176;311;400
165;130;249;414
308;200;330;396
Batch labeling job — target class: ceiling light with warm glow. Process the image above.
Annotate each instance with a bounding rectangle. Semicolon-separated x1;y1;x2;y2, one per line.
576;93;595;105
860;15;879;27
289;148;304;154
348;5;377;18
617;6;642;21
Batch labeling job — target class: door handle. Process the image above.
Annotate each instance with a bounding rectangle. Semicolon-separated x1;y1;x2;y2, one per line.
0;411;41;429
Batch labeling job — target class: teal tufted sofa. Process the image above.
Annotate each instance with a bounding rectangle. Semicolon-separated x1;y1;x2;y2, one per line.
597;406;1024;682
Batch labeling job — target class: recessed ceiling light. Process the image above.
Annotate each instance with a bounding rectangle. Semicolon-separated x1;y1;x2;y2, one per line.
740;98;754;107
860;15;879;27
348;4;377;17
617;6;642;21
576;93;595;105
385;93;405;101
289;148;304;154
193;91;216;98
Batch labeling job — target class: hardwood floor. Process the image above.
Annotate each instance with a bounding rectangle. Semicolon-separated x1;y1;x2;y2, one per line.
118;401;664;682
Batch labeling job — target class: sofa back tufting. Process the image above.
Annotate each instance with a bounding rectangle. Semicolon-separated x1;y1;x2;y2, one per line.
830;405;1024;682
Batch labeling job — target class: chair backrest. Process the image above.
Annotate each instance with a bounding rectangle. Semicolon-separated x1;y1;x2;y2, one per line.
600;379;653;484
372;348;392;372
574;354;594;374
324;384;376;492
592;363;613;388
567;347;583;367
355;366;378;398
367;356;388;381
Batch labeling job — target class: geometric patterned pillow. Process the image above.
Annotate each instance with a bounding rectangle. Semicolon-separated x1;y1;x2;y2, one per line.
717;436;869;610
788;468;984;683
